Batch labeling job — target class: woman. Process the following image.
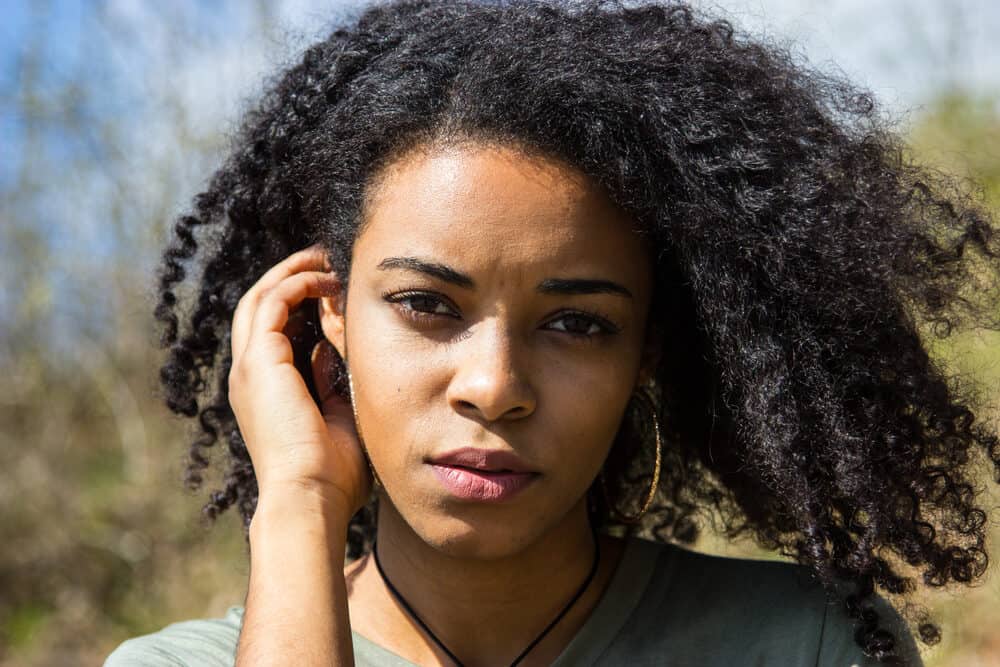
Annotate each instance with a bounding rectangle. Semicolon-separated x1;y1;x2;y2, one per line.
106;0;999;665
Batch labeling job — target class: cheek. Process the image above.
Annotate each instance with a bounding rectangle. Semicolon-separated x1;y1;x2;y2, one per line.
540;361;635;466
344;311;448;472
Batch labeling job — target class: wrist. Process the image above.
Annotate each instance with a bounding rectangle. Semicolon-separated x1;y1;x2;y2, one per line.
251;483;355;545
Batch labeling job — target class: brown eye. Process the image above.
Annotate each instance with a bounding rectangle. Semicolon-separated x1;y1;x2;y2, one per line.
383;291;460;318
545;311;619;338
548;314;601;336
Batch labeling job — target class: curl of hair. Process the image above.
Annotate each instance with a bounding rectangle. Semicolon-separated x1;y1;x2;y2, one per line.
153;1;1000;662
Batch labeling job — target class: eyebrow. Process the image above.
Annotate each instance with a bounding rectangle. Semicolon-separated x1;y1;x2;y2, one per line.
377;257;475;288
537;278;633;298
376;256;633;298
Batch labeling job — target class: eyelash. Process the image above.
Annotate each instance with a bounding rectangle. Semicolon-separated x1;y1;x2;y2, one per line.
380;290;621;339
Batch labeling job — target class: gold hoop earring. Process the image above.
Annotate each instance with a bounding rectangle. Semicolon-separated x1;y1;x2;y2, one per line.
345;367;361;432
601;387;662;524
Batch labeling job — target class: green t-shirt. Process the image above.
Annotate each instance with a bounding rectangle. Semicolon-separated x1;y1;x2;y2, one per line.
104;536;922;666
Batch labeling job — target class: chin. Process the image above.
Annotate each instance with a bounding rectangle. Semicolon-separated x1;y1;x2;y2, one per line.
406;505;551;561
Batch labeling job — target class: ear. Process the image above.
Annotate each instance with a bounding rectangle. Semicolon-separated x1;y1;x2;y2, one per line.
317;283;347;361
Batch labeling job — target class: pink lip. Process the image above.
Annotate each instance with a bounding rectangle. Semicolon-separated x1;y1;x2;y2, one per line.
427;448;539;502
428;447;536;473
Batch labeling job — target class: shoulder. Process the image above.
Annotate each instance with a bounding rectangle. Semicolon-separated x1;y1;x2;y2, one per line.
600;538;923;667
631;541;833;647
103;606;411;667
103;606;245;667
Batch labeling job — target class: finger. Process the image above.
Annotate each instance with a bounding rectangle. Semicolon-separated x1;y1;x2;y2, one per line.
231;244;332;365
245;271;340;359
255;244;332;293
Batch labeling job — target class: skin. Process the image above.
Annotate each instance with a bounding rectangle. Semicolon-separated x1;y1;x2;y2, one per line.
232;141;658;666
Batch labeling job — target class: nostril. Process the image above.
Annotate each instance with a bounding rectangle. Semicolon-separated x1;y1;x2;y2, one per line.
450;395;535;421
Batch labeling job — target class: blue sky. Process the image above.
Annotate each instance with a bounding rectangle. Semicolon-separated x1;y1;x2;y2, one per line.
712;0;1000;114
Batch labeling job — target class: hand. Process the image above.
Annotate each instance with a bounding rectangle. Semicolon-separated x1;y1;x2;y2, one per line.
228;244;372;520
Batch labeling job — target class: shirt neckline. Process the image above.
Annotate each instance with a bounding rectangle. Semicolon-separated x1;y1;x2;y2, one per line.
351;535;667;666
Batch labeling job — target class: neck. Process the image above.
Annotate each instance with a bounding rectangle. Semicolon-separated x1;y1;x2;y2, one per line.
348;495;621;667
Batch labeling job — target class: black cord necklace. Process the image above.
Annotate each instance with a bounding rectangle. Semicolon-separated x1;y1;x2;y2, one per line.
371;525;601;667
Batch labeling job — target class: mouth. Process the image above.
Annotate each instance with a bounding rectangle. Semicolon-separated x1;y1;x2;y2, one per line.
427;447;536;473
426;448;539;502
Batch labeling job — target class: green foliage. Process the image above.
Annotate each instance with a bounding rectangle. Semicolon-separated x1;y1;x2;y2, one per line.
3;604;51;651
909;91;1000;209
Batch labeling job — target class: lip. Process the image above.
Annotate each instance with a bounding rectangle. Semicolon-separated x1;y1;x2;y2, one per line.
427;448;539;502
428;447;536;473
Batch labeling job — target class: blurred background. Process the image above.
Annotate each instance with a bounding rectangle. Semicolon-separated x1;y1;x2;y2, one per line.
1;0;998;665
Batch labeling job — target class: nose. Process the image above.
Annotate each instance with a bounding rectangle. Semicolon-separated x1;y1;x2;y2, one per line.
446;318;537;422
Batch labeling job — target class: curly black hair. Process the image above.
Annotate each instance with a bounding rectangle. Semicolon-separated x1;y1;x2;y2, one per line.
154;0;1000;662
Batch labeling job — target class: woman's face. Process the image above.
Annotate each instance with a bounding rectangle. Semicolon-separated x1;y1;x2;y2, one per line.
321;141;655;558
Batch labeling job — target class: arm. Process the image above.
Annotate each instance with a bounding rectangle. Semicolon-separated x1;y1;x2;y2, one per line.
227;245;372;666
237;488;354;666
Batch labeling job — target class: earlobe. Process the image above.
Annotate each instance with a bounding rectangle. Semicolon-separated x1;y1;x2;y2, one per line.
317;291;347;360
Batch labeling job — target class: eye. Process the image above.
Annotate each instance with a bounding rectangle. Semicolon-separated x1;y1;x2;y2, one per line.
545;311;619;338
382;290;459;319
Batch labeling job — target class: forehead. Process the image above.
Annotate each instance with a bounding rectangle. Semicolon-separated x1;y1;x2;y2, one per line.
354;142;649;281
